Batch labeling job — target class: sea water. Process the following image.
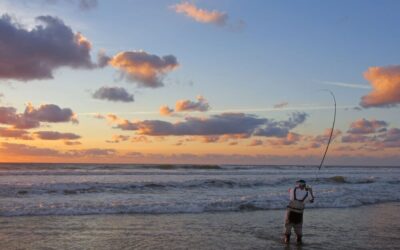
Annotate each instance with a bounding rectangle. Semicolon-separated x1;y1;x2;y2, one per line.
1;164;399;216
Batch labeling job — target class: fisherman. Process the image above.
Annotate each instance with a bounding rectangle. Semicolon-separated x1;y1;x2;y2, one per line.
283;179;315;245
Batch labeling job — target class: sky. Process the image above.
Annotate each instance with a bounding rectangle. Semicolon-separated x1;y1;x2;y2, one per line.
0;0;400;165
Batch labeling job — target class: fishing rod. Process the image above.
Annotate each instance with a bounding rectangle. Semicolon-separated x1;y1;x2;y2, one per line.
316;90;337;179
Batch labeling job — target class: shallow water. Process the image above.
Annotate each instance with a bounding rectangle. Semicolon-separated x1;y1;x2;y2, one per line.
0;203;399;250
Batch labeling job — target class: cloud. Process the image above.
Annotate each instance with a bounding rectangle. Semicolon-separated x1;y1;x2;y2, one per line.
341;134;376;143
0;128;32;140
131;135;152;143
159;96;210;116
0;142;115;159
106;134;130;143
117;113;267;136
159;105;174;116
175;96;210;112
334;145;357;152
115;112;307;139
92;86;134;102
377;128;400;148
273;102;288;109
307;129;342;148
253;112;308;138
0;14;98;81
347;118;388;134
172;2;228;26
320;81;371;89
360;65;400;107
340;118;400;148
34;131;81;140
68;148;116;157
268;132;302;146
1;142;62;156
107;51;179;88
24;103;78;124
64;141;82;146
0;103;77;129
248;139;263;146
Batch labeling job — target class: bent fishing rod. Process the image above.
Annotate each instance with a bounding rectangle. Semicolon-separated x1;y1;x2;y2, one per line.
316;90;337;180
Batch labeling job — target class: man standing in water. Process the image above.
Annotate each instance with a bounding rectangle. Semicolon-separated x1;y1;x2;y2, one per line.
283;179;315;245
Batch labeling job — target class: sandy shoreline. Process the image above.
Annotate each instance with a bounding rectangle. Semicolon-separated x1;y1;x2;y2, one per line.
1;202;399;250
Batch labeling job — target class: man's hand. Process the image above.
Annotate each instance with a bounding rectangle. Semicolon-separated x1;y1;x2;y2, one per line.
310;198;314;203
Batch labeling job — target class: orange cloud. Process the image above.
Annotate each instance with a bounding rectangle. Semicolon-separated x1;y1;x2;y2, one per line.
159;105;174;116
160;96;210;116
108;51;179;88
172;2;227;26
361;65;400;107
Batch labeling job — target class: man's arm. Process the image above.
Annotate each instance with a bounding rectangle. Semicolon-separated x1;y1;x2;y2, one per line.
306;185;315;203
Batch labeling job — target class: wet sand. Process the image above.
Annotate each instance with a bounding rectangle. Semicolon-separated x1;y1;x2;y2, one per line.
1;202;399;250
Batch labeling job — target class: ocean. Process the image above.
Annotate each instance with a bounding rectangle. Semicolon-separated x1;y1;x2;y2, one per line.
0;164;399;216
1;164;400;249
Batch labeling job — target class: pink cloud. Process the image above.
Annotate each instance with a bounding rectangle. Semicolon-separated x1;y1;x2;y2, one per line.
172;2;228;26
347;118;388;134
361;65;400;107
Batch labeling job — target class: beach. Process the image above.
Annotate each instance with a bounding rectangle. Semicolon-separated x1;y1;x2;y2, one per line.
0;203;399;250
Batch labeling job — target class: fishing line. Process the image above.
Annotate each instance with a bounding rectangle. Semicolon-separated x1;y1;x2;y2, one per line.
315;89;337;181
